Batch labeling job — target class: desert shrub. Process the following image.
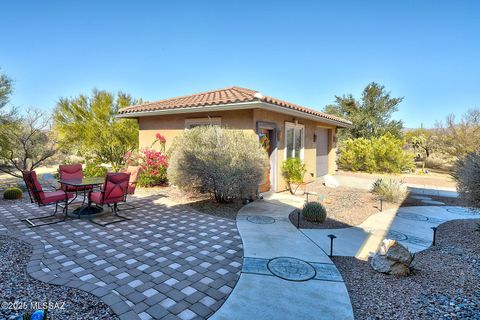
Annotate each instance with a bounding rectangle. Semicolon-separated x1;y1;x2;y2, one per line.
337;138;376;172
302;201;327;223
338;133;414;173
282;158;307;184
424;156;454;172
168;126;267;203
371;177;407;203
3;187;23;200
83;162;108;177
452;152;480;208
127;133;168;187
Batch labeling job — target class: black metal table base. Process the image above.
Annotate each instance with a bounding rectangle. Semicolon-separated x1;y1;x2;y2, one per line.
71;205;104;217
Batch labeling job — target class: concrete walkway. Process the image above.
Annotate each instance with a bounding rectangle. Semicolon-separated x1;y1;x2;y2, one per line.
333;175;458;198
302;206;480;259
211;193;354;320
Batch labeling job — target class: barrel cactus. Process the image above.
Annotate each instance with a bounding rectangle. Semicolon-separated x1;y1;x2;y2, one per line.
302;201;327;223
3;187;23;200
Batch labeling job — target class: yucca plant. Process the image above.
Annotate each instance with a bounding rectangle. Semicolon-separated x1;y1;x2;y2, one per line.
371;177;407;203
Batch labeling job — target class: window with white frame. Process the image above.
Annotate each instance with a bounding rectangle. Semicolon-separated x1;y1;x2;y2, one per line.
285;122;304;159
185;117;221;129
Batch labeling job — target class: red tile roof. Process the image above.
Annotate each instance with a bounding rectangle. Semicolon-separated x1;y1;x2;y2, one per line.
118;86;352;126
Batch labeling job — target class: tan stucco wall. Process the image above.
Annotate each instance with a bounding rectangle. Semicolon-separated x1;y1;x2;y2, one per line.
138;109;255;150
252;109;337;192
136;107;339;193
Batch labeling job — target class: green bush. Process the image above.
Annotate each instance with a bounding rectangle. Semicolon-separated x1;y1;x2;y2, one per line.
338;133;414;173
452;152;480;208
137;171;168;188
83;163;108;177
3;187;23;200
302;201;327;223
282;158;307;184
168;126;268;203
371;177;407;203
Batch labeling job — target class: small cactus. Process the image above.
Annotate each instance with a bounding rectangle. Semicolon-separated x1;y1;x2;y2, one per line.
302;201;327;223
3;187;23;200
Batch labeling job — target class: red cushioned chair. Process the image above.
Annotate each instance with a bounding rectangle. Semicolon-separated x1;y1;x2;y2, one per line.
59;163;92;204
119;166;142;210
88;172;131;226
22;171;74;227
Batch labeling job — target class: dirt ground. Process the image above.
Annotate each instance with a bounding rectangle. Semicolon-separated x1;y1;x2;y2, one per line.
289;185;465;229
337;170;456;189
134;185;244;220
334;219;480;320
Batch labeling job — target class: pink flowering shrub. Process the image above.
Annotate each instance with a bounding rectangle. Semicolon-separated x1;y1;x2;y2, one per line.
126;133;169;187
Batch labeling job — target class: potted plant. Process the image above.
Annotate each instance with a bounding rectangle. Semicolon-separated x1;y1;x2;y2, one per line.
282;158;307;195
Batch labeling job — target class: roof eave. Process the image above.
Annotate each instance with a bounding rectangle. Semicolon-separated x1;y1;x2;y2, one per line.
116;101;352;128
258;102;352;128
116;101;261;118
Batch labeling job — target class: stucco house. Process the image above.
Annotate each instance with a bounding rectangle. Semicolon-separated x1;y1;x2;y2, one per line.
117;86;351;193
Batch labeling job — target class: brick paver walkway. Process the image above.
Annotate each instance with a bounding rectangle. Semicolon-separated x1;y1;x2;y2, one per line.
0;197;243;320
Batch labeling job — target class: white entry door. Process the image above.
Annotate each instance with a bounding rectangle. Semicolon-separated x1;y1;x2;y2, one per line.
316;128;329;177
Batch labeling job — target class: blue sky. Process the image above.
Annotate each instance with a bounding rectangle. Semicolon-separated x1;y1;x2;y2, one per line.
1;0;478;128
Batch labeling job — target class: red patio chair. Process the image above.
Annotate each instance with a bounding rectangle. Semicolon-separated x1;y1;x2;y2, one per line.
22;170;74;227
59;163;93;203
88;172;131;226
119;166;142;210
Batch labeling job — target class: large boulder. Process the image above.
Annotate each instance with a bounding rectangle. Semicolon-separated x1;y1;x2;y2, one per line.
370;239;413;276
323;175;340;188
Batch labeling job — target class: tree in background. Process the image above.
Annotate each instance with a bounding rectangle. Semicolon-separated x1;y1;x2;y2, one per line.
325;82;403;142
404;127;436;171
0;69;16;124
435;108;480;157
53;90;140;171
0;109;57;178
0;69;56;177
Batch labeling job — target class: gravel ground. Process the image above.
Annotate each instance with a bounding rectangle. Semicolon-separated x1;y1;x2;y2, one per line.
334;219;480;320
289;185;465;229
0;235;118;320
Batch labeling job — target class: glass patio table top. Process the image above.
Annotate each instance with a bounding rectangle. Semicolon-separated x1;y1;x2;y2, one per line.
58;177;105;187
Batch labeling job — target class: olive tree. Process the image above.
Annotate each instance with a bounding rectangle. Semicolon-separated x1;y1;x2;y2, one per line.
168;126;268;203
0;109;56;178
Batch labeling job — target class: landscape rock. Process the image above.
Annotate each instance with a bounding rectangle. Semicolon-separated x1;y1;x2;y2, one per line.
371;239;413;276
323;175;340;188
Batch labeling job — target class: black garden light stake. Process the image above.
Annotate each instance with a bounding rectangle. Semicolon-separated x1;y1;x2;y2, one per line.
431;226;437;246
297;210;301;229
327;234;337;257
380;197;384;212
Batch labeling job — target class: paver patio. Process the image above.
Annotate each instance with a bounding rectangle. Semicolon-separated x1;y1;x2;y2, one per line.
0;197;243;320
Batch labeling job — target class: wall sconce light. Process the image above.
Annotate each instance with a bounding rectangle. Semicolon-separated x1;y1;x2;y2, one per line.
277;129;282;142
313;133;317;143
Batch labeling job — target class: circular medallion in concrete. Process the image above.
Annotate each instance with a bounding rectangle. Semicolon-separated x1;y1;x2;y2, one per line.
447;207;480;216
386;230;408;241
397;211;428;221
267;257;316;281
246;215;275;224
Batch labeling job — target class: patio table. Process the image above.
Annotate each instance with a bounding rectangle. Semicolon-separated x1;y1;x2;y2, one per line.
58;177;105;217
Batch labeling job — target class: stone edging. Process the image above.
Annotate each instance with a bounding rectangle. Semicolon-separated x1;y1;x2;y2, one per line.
0;230;139;320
